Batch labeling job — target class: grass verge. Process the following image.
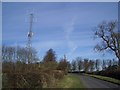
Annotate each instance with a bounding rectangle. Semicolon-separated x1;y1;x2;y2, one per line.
87;74;120;85
54;74;84;88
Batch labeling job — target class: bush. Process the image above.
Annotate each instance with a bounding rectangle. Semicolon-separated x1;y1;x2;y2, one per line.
52;70;64;80
2;60;67;88
92;65;120;80
2;61;15;73
3;72;43;88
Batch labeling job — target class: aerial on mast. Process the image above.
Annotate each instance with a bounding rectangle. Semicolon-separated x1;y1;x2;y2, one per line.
64;54;66;60
28;13;33;43
27;13;34;64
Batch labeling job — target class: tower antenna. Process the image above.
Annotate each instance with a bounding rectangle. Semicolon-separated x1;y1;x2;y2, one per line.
27;13;34;64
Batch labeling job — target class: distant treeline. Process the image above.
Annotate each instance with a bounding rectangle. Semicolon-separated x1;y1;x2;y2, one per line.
2;45;119;71
2;45;120;88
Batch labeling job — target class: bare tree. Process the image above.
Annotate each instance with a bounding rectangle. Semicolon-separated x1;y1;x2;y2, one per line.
89;60;95;72
83;58;89;72
2;45;38;63
95;59;100;71
2;45;7;61
112;59;118;66
108;59;112;67
72;60;76;72
67;61;71;72
2;45;16;62
94;21;120;65
102;59;106;70
76;57;83;72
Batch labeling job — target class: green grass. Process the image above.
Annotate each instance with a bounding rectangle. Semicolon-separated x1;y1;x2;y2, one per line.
54;74;84;88
88;74;120;85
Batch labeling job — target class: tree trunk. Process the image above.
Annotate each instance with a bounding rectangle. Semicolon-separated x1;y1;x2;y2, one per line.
118;59;120;66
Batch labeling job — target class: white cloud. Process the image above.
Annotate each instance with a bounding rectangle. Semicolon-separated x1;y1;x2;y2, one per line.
64;16;78;56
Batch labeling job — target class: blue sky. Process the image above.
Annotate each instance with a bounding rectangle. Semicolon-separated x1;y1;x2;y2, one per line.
2;2;118;61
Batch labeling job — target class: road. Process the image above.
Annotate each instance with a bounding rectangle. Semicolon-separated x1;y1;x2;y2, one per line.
77;74;120;88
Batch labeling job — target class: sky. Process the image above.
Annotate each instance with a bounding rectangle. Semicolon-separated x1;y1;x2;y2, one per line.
2;2;118;61
1;0;120;2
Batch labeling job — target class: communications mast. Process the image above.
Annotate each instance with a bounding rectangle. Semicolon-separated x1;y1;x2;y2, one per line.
27;14;34;64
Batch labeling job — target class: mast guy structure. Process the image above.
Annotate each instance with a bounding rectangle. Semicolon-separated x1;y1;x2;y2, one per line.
27;14;34;64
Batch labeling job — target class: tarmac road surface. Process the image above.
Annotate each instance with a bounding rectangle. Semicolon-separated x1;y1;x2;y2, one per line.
78;74;120;89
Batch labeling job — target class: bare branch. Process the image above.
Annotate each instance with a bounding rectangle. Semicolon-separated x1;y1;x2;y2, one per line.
94;21;120;65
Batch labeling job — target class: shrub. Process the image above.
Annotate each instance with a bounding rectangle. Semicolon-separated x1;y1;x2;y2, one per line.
2;60;66;88
93;65;120;80
52;70;64;80
3;72;43;88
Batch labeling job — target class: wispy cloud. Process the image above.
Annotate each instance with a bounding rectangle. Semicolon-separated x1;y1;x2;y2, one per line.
64;16;78;56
